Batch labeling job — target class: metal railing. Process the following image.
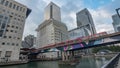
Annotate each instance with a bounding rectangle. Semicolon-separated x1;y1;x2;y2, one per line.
101;53;120;68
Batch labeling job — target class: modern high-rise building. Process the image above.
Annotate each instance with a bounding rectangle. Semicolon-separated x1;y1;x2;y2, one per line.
22;35;36;48
112;14;120;32
76;8;96;35
36;2;68;58
0;0;31;61
68;8;96;54
44;2;61;22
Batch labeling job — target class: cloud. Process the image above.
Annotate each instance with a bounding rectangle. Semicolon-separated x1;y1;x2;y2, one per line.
15;0;119;40
89;9;114;33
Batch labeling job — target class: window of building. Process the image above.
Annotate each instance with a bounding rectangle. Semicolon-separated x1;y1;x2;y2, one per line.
7;43;10;45
13;4;16;9
0;15;3;18
1;23;6;29
18;37;20;40
16;44;19;46
15;31;17;33
20;7;22;11
7;25;10;27
18;15;21;17
5;1;9;6
10;30;13;32
5;51;12;57
0;30;4;37
6;29;8;32
11;26;14;28
0;20;2;26
2;42;5;45
16;6;19;11
4;36;7;38
0;51;1;57
23;8;25;12
1;0;5;5
9;2;12;8
9;36;11;38
2;9;5;12
18;19;20;21
16;26;18;29
12;43;14;46
4;16;8;20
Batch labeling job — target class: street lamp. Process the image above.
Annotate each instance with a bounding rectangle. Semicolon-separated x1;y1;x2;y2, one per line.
116;8;120;18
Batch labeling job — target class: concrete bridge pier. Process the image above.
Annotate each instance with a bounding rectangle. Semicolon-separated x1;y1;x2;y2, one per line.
62;51;75;61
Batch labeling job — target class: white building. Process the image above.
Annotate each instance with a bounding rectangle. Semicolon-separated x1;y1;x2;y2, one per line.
76;8;96;35
112;14;120;32
0;0;31;61
36;2;68;58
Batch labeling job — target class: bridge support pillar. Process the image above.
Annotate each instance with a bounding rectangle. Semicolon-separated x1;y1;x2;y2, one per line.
61;51;75;61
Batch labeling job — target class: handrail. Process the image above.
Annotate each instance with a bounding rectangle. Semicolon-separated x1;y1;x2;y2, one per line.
101;53;120;68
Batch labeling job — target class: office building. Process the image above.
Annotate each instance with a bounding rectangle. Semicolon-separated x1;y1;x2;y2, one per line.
44;2;61;22
36;2;68;58
22;35;36;48
76;8;96;35
112;14;120;32
0;0;31;61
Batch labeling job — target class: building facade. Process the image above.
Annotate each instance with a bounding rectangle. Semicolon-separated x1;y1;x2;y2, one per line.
68;8;96;54
112;14;120;32
69;27;85;40
44;2;61;22
22;35;36;48
36;2;68;58
76;8;96;35
0;0;31;61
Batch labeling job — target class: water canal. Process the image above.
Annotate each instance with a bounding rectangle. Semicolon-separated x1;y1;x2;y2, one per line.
0;56;112;68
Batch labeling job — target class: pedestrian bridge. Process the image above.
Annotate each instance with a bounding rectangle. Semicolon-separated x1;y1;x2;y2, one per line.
34;32;120;53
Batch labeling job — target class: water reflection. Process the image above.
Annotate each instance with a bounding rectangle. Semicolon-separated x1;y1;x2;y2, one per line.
0;56;112;68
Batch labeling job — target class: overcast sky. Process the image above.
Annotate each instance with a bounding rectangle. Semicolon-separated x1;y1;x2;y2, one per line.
15;0;120;39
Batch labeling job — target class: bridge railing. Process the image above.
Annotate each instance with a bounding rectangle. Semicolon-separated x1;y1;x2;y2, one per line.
101;53;120;68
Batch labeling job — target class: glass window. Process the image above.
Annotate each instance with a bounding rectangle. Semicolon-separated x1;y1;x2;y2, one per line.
9;36;11;38
13;4;16;9
7;43;10;45
4;36;6;38
1;23;6;29
9;2;12;8
11;26;14;28
1;0;5;5
20;7;22;11
10;30;13;32
0;30;4;37
12;43;14;45
2;42;5;45
0;51;1;57
5;1;8;6
0;20;2;25
0;15;3;18
16;6;19;11
4;16;8;20
16;44;19;46
5;51;12;57
16;26;18;29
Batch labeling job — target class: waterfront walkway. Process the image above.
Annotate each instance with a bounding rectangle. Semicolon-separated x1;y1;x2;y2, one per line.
116;57;120;68
0;60;28;66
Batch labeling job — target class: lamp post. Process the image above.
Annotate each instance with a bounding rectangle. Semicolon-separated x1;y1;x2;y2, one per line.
116;8;120;18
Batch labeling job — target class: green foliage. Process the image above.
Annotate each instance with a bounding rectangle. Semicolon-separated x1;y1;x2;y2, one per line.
92;45;120;53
